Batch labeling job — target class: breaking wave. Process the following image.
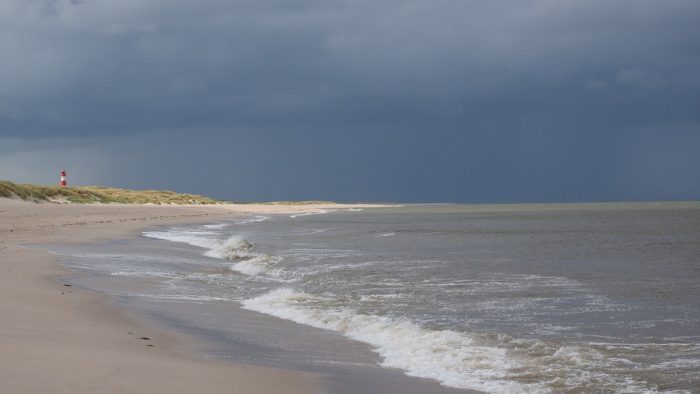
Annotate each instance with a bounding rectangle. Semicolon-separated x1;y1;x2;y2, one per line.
234;215;270;225
204;236;288;279
230;254;283;276
143;228;220;249
143;228;287;280
242;288;531;393
243;288;673;393
205;235;254;260
290;210;330;218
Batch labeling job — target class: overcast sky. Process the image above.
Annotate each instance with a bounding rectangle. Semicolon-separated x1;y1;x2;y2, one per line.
1;0;698;202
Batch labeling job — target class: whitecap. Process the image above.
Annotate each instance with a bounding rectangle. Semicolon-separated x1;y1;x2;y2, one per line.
242;288;534;393
234;215;271;224
230;254;282;277
204;235;255;260
290;210;330;218
143;229;221;249
203;223;228;229
243;288;667;393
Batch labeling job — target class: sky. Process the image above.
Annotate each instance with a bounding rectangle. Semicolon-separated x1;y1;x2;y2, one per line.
1;0;699;203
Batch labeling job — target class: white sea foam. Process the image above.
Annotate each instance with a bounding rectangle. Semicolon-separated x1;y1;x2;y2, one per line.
234;215;270;224
201;236;290;279
243;288;671;393
290;210;330;218
68;252;205;266
231;259;268;276
111;270;177;279
242;288;535;393
143;214;270;249
138;294;231;302
144;226;289;280
230;254;282;277
204;235;255;260
203;223;229;229
144;228;255;262
374;232;396;237
143;228;221;249
293;228;330;235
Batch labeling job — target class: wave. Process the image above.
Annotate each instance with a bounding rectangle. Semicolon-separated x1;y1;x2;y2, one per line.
143;214;270;248
234;215;271;225
136;294;232;302
144;226;288;280
242;288;532;393
374;232;396;237
143;228;221;249
230;254;283;276
204;235;254;260
243;288;669;393
292;228;331;236
290;210;329;218
203;223;229;229
110;270;178;279
204;236;289;279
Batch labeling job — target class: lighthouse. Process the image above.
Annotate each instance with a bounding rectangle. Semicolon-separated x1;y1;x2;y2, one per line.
60;170;67;187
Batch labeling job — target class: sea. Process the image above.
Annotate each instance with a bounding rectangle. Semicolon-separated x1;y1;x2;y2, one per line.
43;203;700;393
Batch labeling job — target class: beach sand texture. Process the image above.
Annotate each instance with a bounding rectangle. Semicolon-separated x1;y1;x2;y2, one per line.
0;199;383;393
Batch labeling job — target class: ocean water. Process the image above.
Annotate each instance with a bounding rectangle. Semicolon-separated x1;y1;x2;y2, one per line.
46;203;700;393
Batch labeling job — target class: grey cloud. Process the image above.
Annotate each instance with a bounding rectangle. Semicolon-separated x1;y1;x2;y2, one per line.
1;0;698;137
0;1;698;202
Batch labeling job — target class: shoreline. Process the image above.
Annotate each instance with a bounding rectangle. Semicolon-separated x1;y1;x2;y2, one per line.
0;199;388;393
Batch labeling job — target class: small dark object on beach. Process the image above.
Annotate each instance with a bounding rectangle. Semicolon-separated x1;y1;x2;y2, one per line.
139;337;151;340
128;331;133;335
147;344;154;347
63;284;71;287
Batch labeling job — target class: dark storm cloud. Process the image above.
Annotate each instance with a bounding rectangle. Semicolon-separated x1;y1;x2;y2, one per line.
2;0;699;136
0;0;699;201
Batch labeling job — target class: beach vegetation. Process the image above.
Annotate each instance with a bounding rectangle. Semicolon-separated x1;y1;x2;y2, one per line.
0;180;221;205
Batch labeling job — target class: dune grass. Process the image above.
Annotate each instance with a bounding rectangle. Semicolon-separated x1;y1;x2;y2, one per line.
0;181;221;205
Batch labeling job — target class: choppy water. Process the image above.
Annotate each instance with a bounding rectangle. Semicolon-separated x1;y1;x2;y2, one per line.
48;203;700;393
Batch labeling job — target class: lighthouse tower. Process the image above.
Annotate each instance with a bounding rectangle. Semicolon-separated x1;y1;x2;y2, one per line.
60;170;67;187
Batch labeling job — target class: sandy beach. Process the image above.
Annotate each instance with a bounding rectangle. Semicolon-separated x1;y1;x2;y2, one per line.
0;199;384;393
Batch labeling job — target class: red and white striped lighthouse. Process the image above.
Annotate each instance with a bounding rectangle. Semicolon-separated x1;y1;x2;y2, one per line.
60;170;67;187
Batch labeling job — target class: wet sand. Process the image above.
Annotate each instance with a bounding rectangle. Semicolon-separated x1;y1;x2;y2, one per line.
0;199;384;393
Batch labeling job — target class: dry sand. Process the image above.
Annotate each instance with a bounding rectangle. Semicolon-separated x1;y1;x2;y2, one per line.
0;199;387;393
